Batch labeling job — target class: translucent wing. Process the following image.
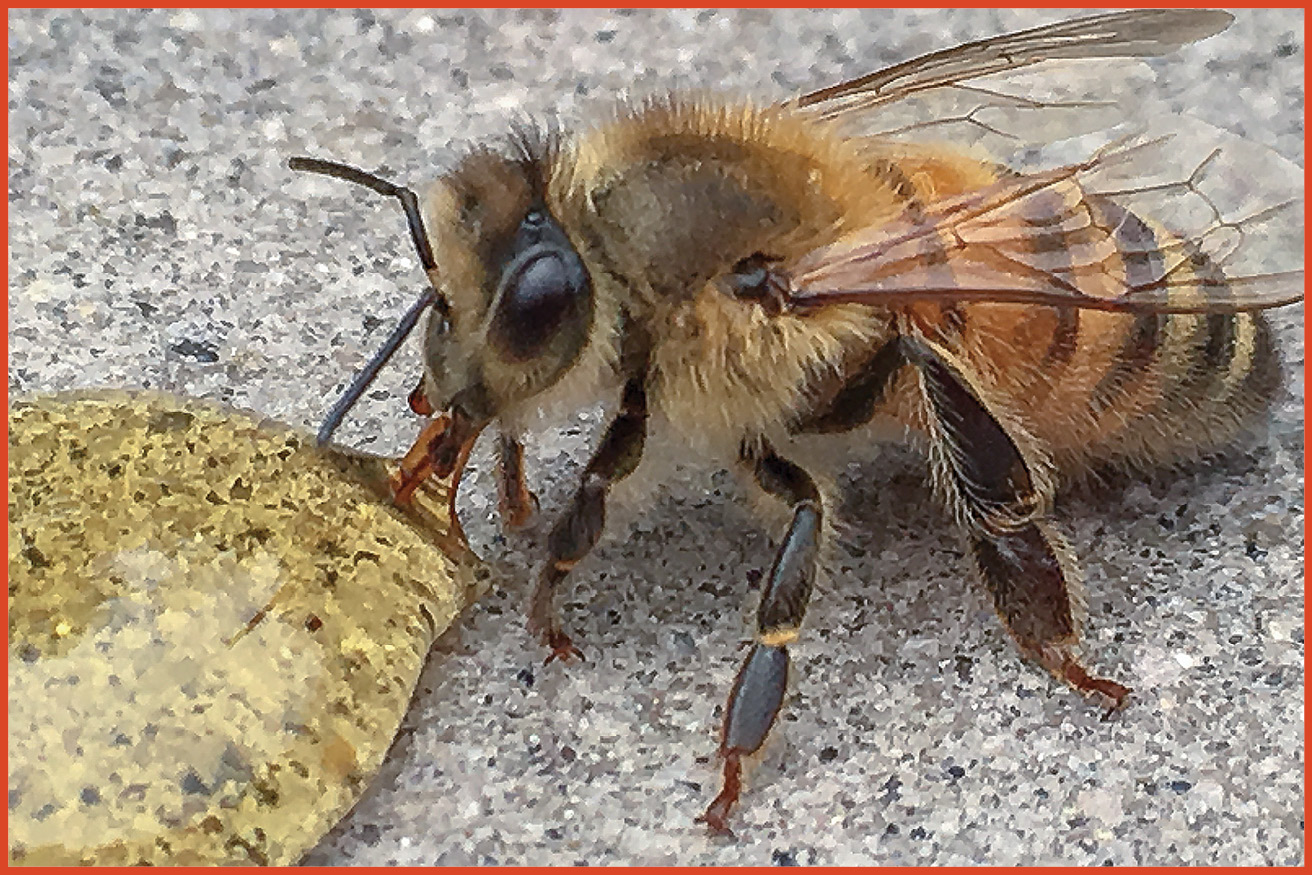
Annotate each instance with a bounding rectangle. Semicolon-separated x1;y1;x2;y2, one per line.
782;10;1242;167
785;10;1232;122
786;121;1304;316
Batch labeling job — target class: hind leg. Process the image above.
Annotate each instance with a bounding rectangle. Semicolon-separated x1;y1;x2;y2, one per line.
906;336;1131;711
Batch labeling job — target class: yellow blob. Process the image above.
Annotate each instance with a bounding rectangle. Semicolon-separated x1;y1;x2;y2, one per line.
8;391;479;866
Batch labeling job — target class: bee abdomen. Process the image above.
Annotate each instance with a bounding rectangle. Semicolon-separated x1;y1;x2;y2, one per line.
1072;205;1285;467
964;195;1286;472
1118;308;1283;461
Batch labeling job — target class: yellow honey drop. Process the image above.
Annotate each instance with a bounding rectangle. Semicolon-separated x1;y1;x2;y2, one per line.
8;391;478;866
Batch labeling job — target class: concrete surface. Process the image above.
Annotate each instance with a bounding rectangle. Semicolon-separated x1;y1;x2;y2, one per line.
9;9;1304;866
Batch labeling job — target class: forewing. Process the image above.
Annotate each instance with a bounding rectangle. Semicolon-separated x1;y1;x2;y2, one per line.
788;118;1304;315
784;10;1239;169
787;10;1232;123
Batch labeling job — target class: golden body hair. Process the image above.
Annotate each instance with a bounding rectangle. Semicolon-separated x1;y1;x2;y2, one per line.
530;98;1280;477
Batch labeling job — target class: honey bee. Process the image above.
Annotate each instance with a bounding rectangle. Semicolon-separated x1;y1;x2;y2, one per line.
290;9;1303;836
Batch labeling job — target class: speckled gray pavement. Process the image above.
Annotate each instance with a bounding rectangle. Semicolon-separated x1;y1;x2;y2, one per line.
9;9;1304;866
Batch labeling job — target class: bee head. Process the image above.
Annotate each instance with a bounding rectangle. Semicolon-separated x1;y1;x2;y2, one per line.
418;131;593;430
291;127;592;448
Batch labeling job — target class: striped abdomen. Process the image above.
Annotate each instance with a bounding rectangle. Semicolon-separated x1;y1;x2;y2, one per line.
932;193;1283;472
802;147;1285;473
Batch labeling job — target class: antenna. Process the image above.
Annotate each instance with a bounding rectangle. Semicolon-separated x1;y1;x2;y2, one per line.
289;157;444;446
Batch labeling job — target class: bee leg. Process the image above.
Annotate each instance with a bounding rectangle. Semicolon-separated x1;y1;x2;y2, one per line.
528;379;647;665
700;446;821;837
968;523;1131;714
905;337;1131;712
391;413;455;506
496;432;539;530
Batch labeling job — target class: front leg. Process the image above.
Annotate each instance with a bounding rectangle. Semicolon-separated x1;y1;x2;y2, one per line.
408;373;537;532
528;378;647;664
497;432;538;530
905;335;1131;712
700;445;822;836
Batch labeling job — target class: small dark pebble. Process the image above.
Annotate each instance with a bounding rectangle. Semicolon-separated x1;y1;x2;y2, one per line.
819;745;838;763
1170;780;1192;794
771;849;798;866
134;211;177;235
171;338;219;363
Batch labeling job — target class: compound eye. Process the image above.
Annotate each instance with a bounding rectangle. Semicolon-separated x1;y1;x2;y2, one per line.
488;246;589;362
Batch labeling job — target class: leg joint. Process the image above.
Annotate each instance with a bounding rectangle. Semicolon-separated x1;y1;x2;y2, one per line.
748;448;821;507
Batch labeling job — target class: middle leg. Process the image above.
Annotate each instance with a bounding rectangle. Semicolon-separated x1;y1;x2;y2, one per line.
700;443;823;836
